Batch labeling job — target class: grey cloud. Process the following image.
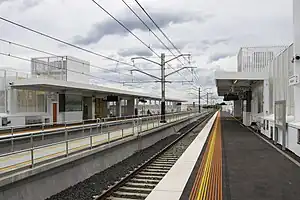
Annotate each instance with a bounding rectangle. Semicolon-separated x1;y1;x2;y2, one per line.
0;0;9;5
0;0;42;9
22;0;41;9
118;48;153;57
201;37;231;46
208;52;235;63
151;40;187;50
73;9;210;45
181;37;231;53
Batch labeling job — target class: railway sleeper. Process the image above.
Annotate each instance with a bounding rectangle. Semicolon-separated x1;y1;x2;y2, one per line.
134;175;162;180
119;186;152;193
146;165;172;169
125;182;157;188
137;174;165;179
138;171;166;176
111;191;148;199
143;168;169;173
130;178;160;184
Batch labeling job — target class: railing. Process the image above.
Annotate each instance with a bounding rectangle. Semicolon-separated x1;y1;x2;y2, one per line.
0;111;191;137
0;111;204;175
0;112;188;137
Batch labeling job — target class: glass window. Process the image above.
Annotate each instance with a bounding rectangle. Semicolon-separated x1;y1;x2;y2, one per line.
17;89;46;113
37;91;46;112
0;91;5;113
17;89;27;112
65;94;82;111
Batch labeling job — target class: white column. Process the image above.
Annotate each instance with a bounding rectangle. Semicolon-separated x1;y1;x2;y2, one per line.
172;102;176;112
293;0;300;121
127;98;135;116
263;79;270;115
135;98;139;116
7;87;17;114
116;100;121;117
234;100;242;117
92;97;95;119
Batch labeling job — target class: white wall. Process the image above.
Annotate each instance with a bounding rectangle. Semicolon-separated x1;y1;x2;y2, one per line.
59;111;83;123
66;56;90;84
261;120;300;158
268;45;294;116
287;126;300;157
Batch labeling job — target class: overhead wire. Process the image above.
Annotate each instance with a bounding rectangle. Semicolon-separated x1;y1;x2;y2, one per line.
91;0;160;58
0;52;120;83
0;17;133;66
0;6;198;91
121;0;199;85
0;38;145;81
91;0;194;91
131;0;199;89
133;0;188;64
0;16;158;86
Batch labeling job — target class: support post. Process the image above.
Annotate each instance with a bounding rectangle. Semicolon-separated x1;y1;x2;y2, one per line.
207;93;209;105
198;87;201;113
160;53;166;123
293;0;300;121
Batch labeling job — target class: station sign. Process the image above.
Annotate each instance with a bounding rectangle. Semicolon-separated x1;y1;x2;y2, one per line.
288;74;299;86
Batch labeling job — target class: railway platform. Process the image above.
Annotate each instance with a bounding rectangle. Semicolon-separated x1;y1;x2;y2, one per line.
146;111;300;200
0;112;194;175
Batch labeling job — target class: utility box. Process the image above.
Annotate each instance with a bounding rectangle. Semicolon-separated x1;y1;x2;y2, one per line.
0;116;11;127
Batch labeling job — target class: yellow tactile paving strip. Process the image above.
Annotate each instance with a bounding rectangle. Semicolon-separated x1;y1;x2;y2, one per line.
189;112;222;200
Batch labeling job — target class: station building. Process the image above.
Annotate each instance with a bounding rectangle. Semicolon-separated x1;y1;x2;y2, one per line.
0;56;184;127
215;1;300;157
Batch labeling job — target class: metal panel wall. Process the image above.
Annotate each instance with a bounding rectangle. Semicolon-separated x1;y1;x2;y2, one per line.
237;46;287;73
267;44;294;115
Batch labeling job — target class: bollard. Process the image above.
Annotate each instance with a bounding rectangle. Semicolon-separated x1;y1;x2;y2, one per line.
132;120;135;135
82;121;85;134
147;118;149;130
11;127;14;152
30;132;34;168
30;148;34;168
65;128;69;157
89;127;93;149
41;123;45;140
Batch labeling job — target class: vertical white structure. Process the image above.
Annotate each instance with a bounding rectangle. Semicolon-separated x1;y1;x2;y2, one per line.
238;47;287;73
293;0;300;122
235;46;286;124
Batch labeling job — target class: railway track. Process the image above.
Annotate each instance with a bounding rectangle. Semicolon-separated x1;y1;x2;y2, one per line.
94;112;214;200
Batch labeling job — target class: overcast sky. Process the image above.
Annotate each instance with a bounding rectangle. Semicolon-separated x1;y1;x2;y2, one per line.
0;0;293;103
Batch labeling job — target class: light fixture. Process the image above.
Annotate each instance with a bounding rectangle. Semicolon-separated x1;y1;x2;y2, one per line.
234;80;238;84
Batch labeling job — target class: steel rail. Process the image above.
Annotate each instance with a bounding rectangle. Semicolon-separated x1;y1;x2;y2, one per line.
95;112;214;200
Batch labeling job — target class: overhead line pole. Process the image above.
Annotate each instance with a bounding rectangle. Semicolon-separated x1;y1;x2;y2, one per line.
199;87;201;113
131;53;193;123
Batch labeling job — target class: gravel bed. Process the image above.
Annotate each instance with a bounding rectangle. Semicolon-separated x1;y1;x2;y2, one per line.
167;117;210;159
46;115;209;200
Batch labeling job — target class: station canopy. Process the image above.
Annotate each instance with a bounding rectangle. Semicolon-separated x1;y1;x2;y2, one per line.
10;78;186;102
215;71;267;96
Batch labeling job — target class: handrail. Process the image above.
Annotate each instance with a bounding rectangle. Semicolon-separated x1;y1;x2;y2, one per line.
0;111;196;140
0;111;207;174
0;111;192;131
